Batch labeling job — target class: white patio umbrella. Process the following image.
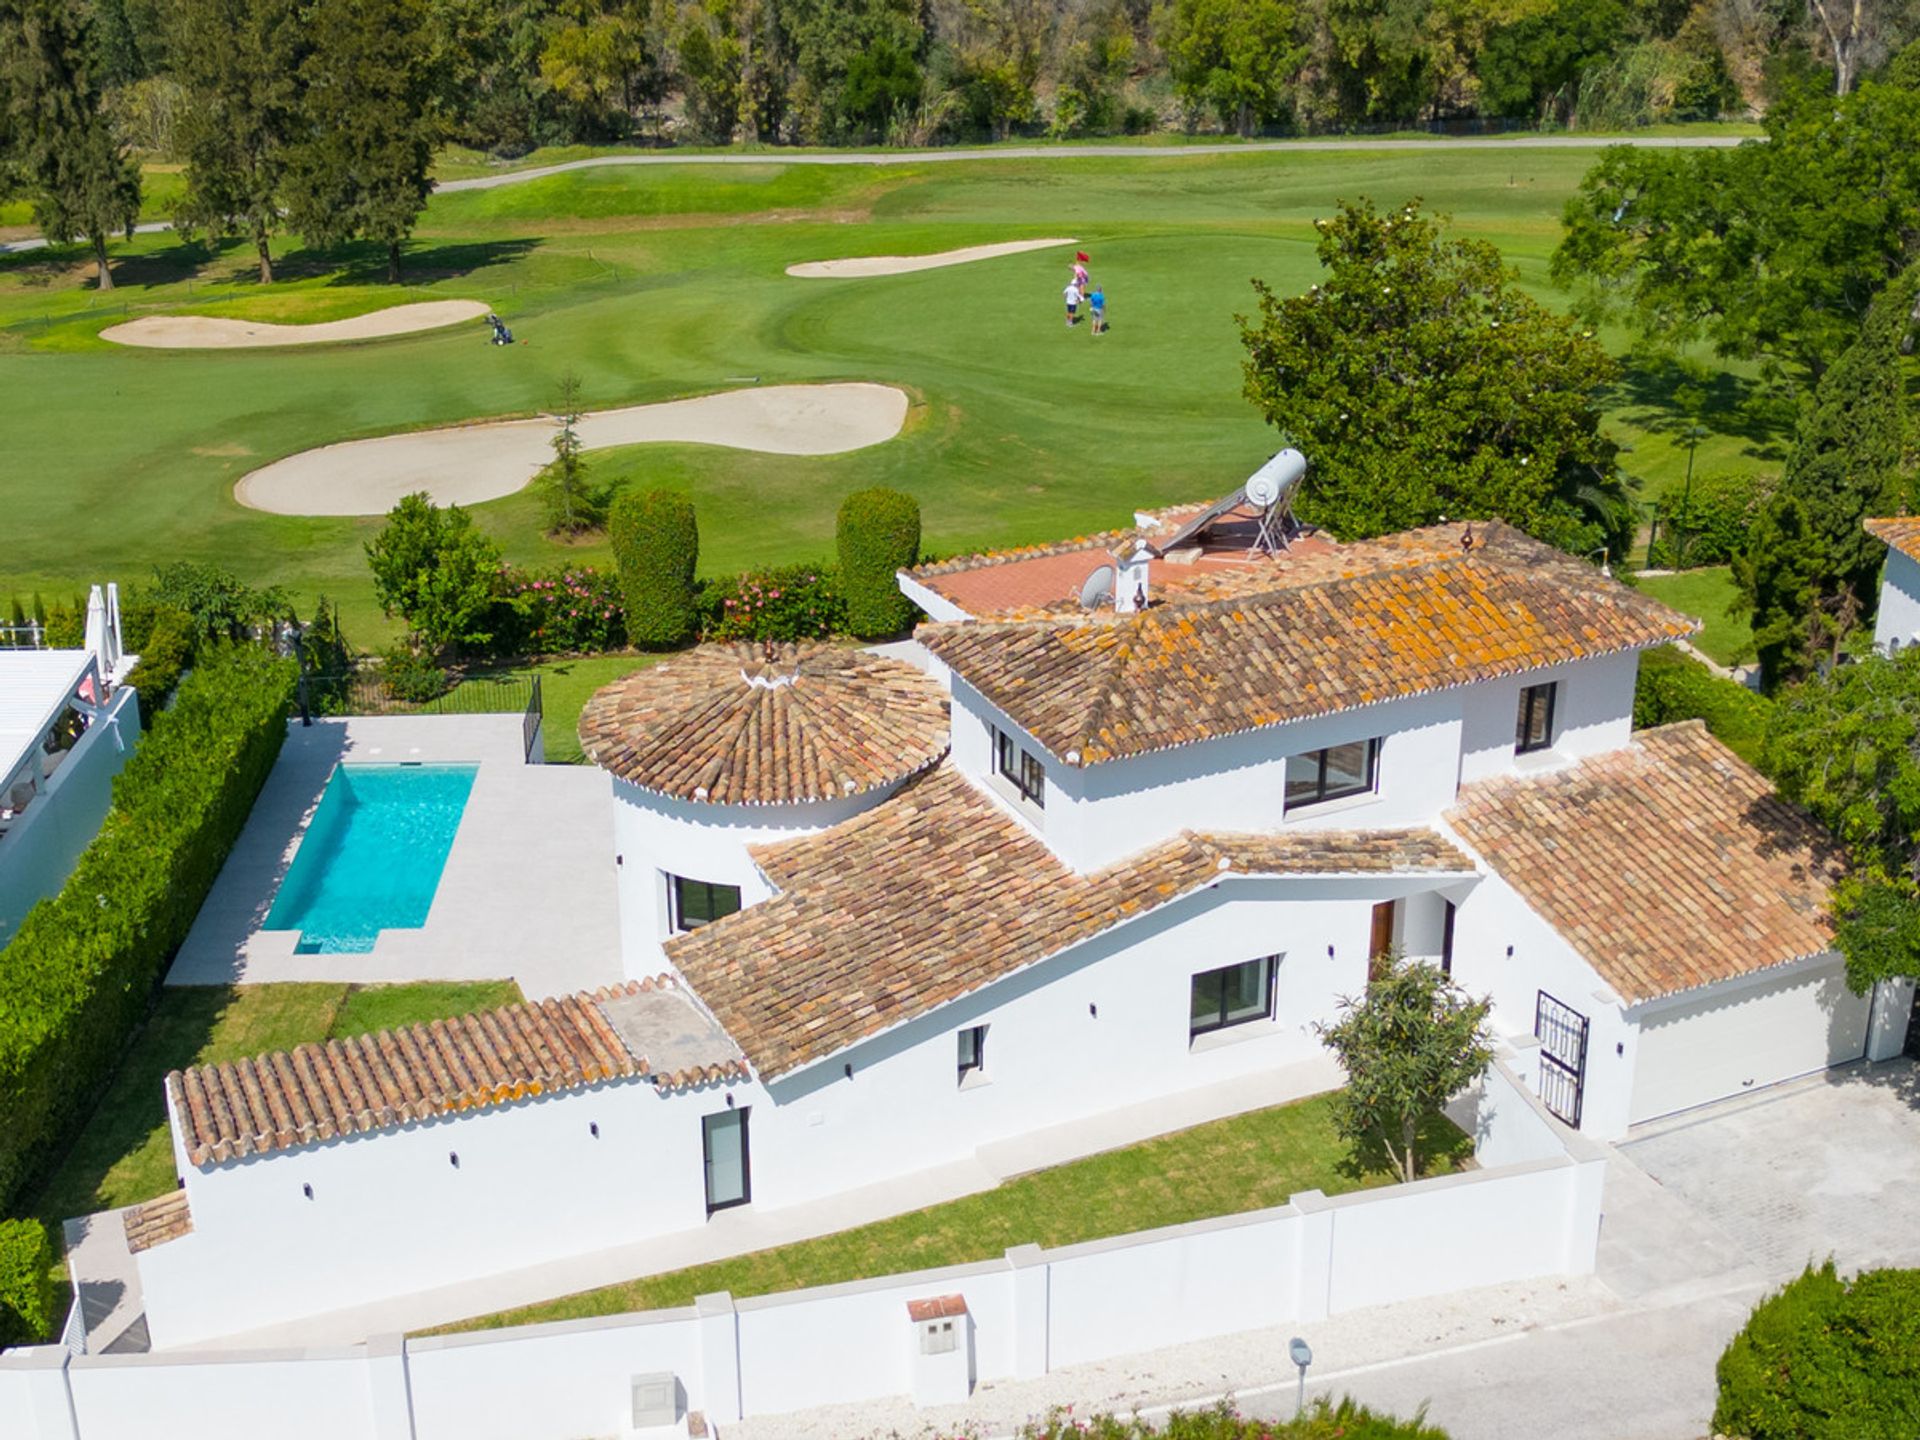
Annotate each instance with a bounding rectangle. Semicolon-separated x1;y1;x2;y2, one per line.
83;586;109;677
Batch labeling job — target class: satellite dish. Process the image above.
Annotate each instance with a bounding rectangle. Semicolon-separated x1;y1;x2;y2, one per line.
1078;564;1116;609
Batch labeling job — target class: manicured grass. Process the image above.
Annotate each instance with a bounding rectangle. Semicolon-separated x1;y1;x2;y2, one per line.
428;1095;1471;1333
1;146;1782;641
29;980;524;1232
1636;566;1754;667
454;653;660;762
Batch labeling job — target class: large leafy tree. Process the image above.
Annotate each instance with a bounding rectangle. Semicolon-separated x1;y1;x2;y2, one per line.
1315;955;1493;1183
0;0;142;290
781;0;922;140
365;492;504;654
285;0;439;282
1156;0;1303;135
1734;264;1917;688
1239;197;1630;557
170;0;303;282
1762;649;1920;991
1552;80;1920;384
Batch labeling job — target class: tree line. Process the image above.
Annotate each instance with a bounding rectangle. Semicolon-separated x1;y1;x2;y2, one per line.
5;0;1920;291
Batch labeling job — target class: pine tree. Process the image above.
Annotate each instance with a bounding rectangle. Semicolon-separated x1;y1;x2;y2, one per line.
0;0;143;290
171;0;303;282
537;372;606;535
1736;265;1918;689
284;0;438;283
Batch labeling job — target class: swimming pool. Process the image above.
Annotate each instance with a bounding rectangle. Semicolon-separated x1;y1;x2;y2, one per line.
265;763;477;954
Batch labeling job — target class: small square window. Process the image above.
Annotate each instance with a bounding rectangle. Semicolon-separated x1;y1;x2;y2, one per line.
670;875;742;933
1515;682;1557;754
1190;956;1277;1040
957;1025;987;1084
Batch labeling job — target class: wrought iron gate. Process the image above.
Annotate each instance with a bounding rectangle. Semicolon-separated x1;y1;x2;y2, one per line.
1534;990;1589;1128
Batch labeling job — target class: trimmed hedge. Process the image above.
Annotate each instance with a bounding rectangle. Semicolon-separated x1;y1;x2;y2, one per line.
124;606;194;726
1715;1262;1920;1439
610;489;699;650
0;1218;56;1347
1633;644;1772;766
1649;469;1775;569
0;645;297;1211
836;487;921;639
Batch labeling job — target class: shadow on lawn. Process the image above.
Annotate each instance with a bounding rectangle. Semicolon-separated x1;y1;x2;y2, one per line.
1606;355;1796;457
302;236;541;287
1332;1109;1477;1186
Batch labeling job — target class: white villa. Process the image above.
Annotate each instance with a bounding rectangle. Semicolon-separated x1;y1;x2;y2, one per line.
120;502;1911;1351
1869;516;1920;653
0;588;141;947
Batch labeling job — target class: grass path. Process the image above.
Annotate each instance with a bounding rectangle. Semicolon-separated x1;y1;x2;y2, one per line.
428;1095;1471;1333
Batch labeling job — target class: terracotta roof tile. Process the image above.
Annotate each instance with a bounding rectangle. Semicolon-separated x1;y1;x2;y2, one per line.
578;643;949;806
1445;721;1843;1004
166;978;749;1167
907;1294;968;1321
123;1189;192;1254
919;522;1696;766
666;765;1475;1078
1867;517;1920;562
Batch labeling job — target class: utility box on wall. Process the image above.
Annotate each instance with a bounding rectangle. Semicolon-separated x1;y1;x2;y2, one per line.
907;1293;973;1406
630;1371;681;1430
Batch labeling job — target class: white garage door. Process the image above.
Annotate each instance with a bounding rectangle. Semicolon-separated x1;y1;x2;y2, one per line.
1629;956;1873;1125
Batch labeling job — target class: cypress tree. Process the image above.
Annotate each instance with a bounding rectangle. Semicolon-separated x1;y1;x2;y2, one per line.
0;0;142;289
836;487;920;639
610;489;699;649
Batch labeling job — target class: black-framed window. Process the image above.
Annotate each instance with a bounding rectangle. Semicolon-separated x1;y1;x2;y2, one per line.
1189;956;1277;1039
957;1025;987;1084
702;1107;750;1214
670;875;741;933
1515;682;1557;754
1283;739;1380;812
994;727;1046;810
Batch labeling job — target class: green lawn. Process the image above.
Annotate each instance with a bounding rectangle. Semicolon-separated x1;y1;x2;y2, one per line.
449;653;658;762
0;144;1784;643
428;1094;1471;1333
1636;566;1754;667
29;980;523;1233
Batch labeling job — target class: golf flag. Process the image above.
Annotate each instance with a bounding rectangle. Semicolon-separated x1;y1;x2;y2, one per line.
1075;251;1090;263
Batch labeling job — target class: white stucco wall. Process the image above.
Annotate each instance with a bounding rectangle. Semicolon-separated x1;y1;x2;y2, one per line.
1456;652;1637;785
1874;547;1920;653
609;780;897;978
0;685;140;947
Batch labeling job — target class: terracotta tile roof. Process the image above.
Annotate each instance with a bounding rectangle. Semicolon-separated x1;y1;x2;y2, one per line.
166;978;748;1167
123;1190;192;1254
578;643;949;806
1867;517;1920;562
666;765;1476;1078
1445;721;1843;1004
920;522;1697;767
907;1294;969;1321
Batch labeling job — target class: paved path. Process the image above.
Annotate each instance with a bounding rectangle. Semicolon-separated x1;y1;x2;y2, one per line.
0;134;1746;253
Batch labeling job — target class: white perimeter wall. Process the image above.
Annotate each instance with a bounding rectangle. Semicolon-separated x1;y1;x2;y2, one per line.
1875;548;1920;653
0;685;140;948
1;1065;1603;1440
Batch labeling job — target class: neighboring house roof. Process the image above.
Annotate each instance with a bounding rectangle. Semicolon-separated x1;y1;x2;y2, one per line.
1866;516;1920;563
167;978;747;1166
123;1189;193;1254
577;643;949;806
0;648;94;786
1445;721;1842;1005
666;764;1476;1079
919;522;1697;767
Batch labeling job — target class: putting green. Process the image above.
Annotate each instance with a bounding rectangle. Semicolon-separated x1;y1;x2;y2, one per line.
0;142;1775;640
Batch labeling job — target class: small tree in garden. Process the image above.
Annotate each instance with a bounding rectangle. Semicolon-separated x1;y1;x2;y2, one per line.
364;491;503;656
1315;954;1492;1184
836;486;921;639
610;488;699;649
537;372;607;536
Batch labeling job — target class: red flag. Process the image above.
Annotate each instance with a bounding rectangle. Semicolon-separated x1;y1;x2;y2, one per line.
1075;251;1090;263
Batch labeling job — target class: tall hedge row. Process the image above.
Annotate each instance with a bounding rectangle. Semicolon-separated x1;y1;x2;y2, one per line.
610;489;699;650
0;646;297;1210
0;1219;55;1346
836;487;921;639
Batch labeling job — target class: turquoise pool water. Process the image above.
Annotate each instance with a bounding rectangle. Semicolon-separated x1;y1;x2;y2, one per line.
265;763;477;954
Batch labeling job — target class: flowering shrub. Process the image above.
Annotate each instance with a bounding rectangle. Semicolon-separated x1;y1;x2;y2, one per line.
956;1399;1448;1439
501;566;626;655
699;564;846;643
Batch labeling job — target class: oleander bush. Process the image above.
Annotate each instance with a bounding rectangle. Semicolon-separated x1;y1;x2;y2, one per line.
1714;1262;1920;1440
836;487;922;639
1632;644;1772;766
610;489;699;650
0;645;297;1211
973;1398;1448;1439
0;1218;56;1347
500;565;626;655
699;564;845;643
380;643;451;702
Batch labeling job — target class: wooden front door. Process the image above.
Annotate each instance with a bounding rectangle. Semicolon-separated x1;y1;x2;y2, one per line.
1369;900;1398;981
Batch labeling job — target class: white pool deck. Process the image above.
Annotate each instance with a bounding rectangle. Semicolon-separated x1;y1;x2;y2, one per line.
167;715;622;996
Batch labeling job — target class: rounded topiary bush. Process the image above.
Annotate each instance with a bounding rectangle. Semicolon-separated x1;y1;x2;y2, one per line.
836;487;921;640
0;1218;57;1347
610;489;699;650
1714;1261;1920;1439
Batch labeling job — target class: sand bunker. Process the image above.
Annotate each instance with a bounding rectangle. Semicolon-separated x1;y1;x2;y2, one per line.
102;300;493;349
787;238;1079;279
236;382;911;516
